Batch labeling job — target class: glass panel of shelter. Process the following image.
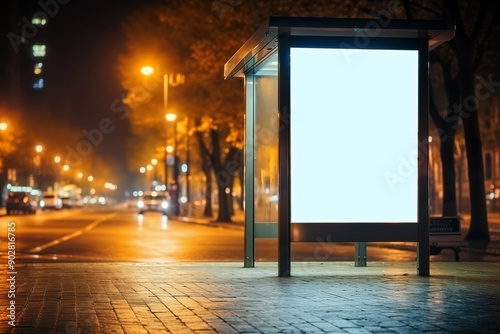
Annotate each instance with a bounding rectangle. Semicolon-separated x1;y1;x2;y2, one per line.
252;53;279;261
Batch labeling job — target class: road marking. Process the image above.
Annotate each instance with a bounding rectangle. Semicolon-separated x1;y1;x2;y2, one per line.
29;213;116;253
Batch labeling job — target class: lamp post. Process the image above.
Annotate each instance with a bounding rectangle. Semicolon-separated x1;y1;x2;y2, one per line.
166;112;179;215
141;66;170;188
34;145;43;189
140;66;184;215
53;155;61;190
151;158;158;184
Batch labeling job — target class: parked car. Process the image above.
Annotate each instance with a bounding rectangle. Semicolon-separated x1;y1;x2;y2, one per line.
6;192;37;215
40;193;63;210
61;197;74;208
138;191;170;216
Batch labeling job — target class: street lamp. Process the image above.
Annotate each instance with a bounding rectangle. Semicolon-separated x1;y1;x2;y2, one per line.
166;112;180;214
141;66;170;189
33;145;44;189
165;113;177;122
140;66;154;76
165;113;178;188
140;65;185;216
0;122;7;131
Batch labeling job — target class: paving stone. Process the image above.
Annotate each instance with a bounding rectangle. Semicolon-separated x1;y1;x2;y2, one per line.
0;262;499;334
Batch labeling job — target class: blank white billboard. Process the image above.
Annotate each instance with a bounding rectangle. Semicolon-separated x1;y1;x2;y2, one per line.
290;47;419;223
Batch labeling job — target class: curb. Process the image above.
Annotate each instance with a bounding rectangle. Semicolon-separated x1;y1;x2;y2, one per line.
177;216;244;230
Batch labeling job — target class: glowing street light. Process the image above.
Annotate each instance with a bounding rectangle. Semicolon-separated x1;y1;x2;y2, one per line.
0;123;7;131
88;175;94;182
140;167;146;173
165;113;177;122
35;145;43;153
140;66;154;76
146;164;153;171
77;172;84;179
63;164;70;172
141;65;169;187
54;156;61;163
140;65;183;207
151;158;158;166
166;112;180;214
166;146;173;153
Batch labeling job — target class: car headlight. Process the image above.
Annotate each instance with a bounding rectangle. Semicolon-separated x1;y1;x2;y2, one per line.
138;200;144;208
161;201;169;209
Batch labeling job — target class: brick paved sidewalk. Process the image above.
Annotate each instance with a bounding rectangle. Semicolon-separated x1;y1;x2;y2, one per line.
1;261;499;333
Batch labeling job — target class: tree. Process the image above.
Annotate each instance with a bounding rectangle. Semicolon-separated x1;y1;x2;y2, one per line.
120;0;382;221
448;0;499;240
428;48;461;216
401;0;500;240
400;1;462;217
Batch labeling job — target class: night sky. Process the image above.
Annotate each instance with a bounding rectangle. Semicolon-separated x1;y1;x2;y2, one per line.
39;0;151;173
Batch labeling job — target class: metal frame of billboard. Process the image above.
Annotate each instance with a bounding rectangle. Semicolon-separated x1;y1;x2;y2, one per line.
225;17;455;277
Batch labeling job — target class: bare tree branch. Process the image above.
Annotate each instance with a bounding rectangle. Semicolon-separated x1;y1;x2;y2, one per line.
410;1;442;18
402;0;413;19
474;2;500;68
470;0;489;45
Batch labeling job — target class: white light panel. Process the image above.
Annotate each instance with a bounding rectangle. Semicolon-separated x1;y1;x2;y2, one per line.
290;48;419;223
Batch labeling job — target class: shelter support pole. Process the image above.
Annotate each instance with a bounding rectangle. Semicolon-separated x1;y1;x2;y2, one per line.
417;39;430;276
244;77;255;268
278;36;291;277
354;242;367;267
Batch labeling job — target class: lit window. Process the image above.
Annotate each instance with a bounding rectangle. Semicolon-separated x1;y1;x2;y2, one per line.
34;63;43;75
32;13;47;26
33;78;44;89
32;45;46;57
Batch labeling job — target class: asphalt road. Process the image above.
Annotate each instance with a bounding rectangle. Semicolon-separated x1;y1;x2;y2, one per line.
1;206;498;264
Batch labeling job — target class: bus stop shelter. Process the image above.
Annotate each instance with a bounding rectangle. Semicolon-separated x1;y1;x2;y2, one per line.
224;17;454;277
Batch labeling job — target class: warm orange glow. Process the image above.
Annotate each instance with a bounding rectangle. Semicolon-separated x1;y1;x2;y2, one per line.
88;175;94;182
54;156;61;163
165;113;177;122
63;164;70;171
35;145;43;153
147;165;153;171
0;123;7;131
77;172;84;178
151;158;158;165
166;146;173;153
141;66;154;76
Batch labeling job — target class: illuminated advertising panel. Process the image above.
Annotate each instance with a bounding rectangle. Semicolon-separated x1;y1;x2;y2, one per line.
290;48;419;223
